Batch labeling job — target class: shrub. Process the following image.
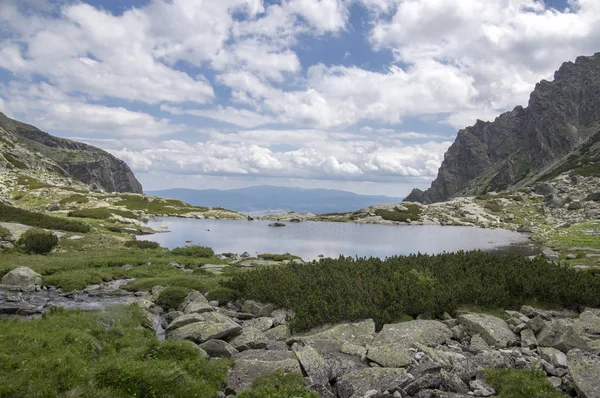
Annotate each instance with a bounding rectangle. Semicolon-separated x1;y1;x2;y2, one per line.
375;204;422;222
484;201;502;213
257;253;301;261
105;224;123;233
18;228;59;254
68;208;136;220
0;226;12;241
59;194;89;205
206;287;241;305
4;153;27;169
0;203;90;233
124;240;160;249
171;245;215;257
156;287;192;310
485;368;563;398
237;370;318;398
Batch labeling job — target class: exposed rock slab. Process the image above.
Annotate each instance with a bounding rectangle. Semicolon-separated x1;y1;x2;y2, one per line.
167;312;241;343
230;327;269;351
287;319;376;346
336;368;413;398
568;349;600;398
458;313;516;347
227;349;302;393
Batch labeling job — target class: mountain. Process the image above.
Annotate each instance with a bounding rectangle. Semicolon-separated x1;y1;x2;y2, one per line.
406;53;600;204
147;186;403;214
0;112;143;193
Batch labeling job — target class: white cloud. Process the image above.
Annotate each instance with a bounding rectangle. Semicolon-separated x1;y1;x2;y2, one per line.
161;104;279;129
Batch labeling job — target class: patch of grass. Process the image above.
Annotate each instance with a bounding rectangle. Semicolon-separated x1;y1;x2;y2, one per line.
156;286;192;310
485;368;563;398
257;253;301;261
171;245;215;257
59;194;89;205
68;208;137;220
0;305;231;397
112;195;209;215
124;240;160;249
226;251;600;332
572;164;600;177
237;370;318;398
0;202;90;233
17;175;53;189
4;153;26;169
375;204;422;222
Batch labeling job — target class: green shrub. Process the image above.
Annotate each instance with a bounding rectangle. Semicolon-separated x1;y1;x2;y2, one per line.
105;224;123;233
485;368;564;397
0;203;90;233
0;226;12;241
113;195;209;215
17;175;52;189
225;251;600;332
171;245;215;257
4;153;26;169
206;287;241;305
18;228;59;254
257;253;301;261
375;204;422;222
156;287;192;310
59;194;89;205
68;208;136;220
484;201;502;213
237;370;318;398
124;240;160;249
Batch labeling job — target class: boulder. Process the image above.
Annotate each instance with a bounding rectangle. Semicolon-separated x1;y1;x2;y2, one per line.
199;339;238;359
241;300;276;317
458;313;516;347
227;349;302;393
166;313;206;331
1;266;42;291
538;347;568;368
336;368;413;398
230;327;269;351
567;349;600;398
167;312;241;343
287;319;376;346
264;324;291;341
537;317;600;353
292;343;330;385
243;317;274;332
178;291;213;314
520;329;537;348
294;339;367;381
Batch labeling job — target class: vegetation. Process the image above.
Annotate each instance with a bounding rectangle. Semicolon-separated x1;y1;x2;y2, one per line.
112;194;209;215
68;208;137;220
156;286;192;310
4;153;26;169
0;202;90;233
226;251;600;331
237;370;318;398
124;240;161;249
0;305;231;397
59;194;90;205
257;253;301;261
18;228;59;254
17;174;53;189
171;245;215;258
0;226;12;240
485;368;563;398
484;201;502;213
375;204;422;222
206;287;241;305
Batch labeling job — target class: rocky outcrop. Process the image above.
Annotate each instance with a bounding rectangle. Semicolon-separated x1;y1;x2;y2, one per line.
0;112;142;193
406;53;600;204
0;266;42;292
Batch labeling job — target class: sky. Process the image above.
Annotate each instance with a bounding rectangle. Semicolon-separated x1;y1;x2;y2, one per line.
0;0;598;196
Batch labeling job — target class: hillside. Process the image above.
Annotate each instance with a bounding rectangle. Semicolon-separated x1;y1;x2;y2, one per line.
0;112;143;193
147;186;403;214
406;53;600;204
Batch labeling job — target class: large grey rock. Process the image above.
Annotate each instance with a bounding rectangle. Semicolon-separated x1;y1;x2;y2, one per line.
264;324;291;341
227;349;302;393
167;312;241;343
1;267;42;291
178;291;213;314
241;300;276;317
292;343;330;385
166;313;206;331
538;347;568;368
199;339;238;358
287;319;376;346
230;327;269;351
458;313;517;347
568;349;600;398
336;368;413;398
537;313;600;353
243;317;274;332
520;329;537;348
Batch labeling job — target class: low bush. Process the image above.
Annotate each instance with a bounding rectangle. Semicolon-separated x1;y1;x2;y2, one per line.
226;251;600;332
156;286;192;310
113;195;209;215
18;228;59;254
105;224;124;233
59;194;89;205
17;175;52;189
68;208;137;220
124;240;160;249
0;226;12;241
0;203;90;233
257;253;301;261
206;287;241;305
484;201;502;213
171;245;215;257
485;368;564;398
375;204;422;222
4;153;26;169
237;370;318;398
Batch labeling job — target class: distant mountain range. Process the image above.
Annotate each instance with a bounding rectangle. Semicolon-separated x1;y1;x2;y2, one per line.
147;186;403;214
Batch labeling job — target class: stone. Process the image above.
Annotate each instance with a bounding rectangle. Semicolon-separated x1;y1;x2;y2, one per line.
538;347;568;368
227;350;302;393
469;380;495;397
458;313;517;347
336;368;413;398
404;372;444;396
537;318;600;353
292;343;330;385
299;339;368;381
178;291;213;314
1;266;42;291
520;329;537;348
288;319;376;346
199;339;238;358
166;313;207;331
526;315;547;333
547;376;562;389
271;308;290;325
264;324;291;341
168;312;241;343
469;334;490;353
366;344;412;368
241;300;276;317
567;349;600;398
230;327;269;351
440;369;469;393
341;342;368;359
243;317;274;332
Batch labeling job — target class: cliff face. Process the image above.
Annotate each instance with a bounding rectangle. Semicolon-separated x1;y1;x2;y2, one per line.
406;53;600;204
0;113;143;193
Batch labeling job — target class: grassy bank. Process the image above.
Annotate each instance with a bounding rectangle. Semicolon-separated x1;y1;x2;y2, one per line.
226;251;600;331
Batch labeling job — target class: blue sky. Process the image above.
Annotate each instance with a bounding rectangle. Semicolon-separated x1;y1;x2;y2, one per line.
0;0;597;196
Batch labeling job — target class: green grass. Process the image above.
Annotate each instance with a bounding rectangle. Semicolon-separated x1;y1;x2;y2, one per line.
0;202;90;233
484;201;502;213
375;204;422;222
68;208;137;220
485;368;563;398
17;174;53;189
112;195;209;215
59;194;90;205
4;153;26;169
237;370;318;398
226;251;600;332
124;240;161;249
257;253;301;261
171;245;215;257
0;305;231;397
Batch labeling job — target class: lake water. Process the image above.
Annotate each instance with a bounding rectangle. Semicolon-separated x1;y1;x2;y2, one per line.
143;218;538;260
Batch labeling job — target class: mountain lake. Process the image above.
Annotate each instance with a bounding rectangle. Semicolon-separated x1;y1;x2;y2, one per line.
143;218;539;260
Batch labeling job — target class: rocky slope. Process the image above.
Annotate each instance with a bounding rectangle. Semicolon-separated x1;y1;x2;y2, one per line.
406;53;600;204
0;112;143;193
